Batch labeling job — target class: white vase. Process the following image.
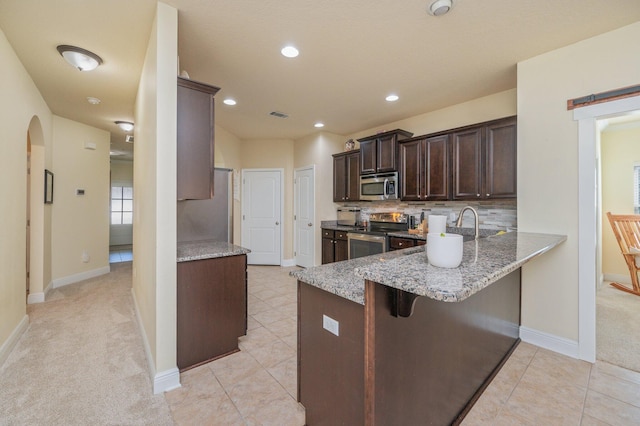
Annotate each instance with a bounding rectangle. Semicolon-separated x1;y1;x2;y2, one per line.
426;233;463;268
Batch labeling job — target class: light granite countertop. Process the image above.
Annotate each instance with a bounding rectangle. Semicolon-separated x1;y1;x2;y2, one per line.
177;239;250;262
291;232;566;304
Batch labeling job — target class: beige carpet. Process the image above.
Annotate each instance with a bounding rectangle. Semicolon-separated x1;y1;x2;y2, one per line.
0;262;174;425
597;282;640;373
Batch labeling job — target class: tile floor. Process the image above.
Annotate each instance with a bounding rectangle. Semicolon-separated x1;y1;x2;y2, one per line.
165;265;640;425
109;244;133;263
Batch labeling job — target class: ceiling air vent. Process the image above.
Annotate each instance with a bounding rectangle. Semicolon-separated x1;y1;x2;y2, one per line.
269;111;289;119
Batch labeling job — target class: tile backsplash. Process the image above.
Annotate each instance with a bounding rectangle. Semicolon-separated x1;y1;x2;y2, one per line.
341;199;517;230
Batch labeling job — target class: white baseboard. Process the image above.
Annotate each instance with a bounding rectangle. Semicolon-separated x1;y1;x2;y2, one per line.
0;315;29;368
281;258;295;267
131;288;181;394
520;326;579;359
603;273;631;285
27;292;45;304
154;367;181;394
52;266;110;289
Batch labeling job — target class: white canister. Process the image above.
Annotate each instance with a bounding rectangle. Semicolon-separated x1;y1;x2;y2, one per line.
426;233;463;268
428;215;447;234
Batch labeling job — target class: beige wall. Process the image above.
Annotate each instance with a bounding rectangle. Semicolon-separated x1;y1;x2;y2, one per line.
294;132;347;265
241;139;295;260
215;124;242;244
111;159;134;184
601;125;640;277
51;116;110;280
518;22;640;341
132;2;178;383
348;89;517;142
0;27;53;358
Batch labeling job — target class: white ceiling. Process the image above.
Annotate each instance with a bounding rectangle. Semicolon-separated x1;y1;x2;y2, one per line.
1;0;640;161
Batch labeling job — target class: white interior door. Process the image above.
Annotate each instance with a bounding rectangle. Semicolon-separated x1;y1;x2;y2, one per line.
295;166;315;268
242;169;282;265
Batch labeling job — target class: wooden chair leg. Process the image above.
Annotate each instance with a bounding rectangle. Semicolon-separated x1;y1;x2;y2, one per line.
609;281;640;296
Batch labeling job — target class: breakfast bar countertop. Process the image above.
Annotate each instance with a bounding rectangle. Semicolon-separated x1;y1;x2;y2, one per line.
291;231;566;304
177;239;250;262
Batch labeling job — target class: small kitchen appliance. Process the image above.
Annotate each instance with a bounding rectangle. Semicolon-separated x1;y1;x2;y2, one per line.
337;207;361;226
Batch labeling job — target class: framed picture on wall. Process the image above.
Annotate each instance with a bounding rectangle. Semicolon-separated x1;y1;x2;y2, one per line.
44;169;54;204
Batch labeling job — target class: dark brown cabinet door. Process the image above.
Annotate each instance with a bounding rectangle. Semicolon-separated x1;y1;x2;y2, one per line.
485;118;517;198
333;154;347;202
452;126;483;200
334;231;349;262
177;77;220;200
322;231;335;264
346;151;360;201
425;134;450;200
359;140;377;175
333;151;360;202
400;139;424;201
377;135;397;173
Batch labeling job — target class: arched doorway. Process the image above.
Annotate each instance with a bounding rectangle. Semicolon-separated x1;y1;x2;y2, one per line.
26;116;49;304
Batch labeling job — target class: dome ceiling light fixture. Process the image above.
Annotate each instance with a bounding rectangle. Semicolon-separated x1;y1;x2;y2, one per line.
115;121;134;132
56;45;103;71
427;0;454;16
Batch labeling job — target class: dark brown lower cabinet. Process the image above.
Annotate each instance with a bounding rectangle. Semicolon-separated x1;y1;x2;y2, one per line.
177;254;247;371
298;282;364;426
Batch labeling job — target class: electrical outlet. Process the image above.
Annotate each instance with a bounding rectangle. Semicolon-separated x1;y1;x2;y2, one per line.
81;250;90;263
322;314;339;336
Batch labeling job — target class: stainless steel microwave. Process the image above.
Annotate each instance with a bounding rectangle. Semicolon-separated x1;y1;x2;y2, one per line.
359;172;398;201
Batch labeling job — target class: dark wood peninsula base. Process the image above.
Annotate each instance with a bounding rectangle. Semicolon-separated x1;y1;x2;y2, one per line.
298;269;521;425
177;254;247;372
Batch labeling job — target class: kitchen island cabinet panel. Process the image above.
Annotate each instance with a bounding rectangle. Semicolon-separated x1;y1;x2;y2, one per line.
177;254;247;371
298;281;365;426
366;270;520;425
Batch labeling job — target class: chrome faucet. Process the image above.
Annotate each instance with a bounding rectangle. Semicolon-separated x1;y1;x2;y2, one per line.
455;206;479;240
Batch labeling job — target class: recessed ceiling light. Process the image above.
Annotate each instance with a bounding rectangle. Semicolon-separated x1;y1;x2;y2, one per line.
281;45;299;58
386;94;399;102
56;45;103;71
86;97;101;105
427;0;454;16
223;98;237;106
115;121;134;132
314;122;324;128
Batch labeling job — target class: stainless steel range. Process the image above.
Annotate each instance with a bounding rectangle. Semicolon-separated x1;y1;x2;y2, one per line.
347;212;408;260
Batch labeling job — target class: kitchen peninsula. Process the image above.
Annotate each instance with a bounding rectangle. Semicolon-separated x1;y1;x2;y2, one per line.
292;231;565;425
176;240;250;371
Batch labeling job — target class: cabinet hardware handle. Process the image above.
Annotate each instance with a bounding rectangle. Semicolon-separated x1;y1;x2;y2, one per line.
399;242;403;246
477;194;480;197
486;193;490;197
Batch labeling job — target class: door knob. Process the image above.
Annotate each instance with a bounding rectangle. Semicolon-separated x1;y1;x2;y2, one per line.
308;223;313;226
275;221;280;225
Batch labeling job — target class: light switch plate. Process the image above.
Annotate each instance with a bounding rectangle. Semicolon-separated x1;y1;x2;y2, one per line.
322;314;339;336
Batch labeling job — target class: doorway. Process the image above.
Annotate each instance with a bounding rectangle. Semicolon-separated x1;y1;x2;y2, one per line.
294;166;315;268
596;112;640;371
241;169;283;265
575;95;640;363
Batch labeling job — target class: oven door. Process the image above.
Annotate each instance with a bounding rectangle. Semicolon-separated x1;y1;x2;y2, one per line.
347;233;387;260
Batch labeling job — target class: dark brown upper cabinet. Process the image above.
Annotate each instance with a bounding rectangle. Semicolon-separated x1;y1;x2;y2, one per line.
452;117;517;200
358;129;413;175
333;150;360;202
177;77;220;200
399;134;450;201
484;118;517;198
